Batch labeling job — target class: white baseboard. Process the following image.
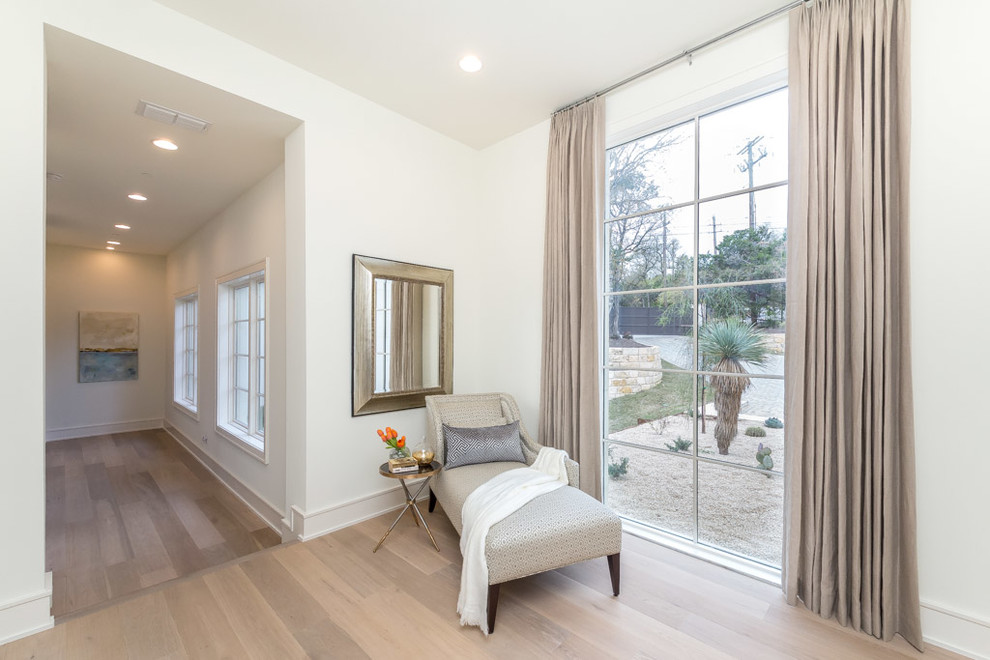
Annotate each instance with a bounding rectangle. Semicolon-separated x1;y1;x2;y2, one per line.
163;422;287;536
46;418;163;442
0;572;53;646
290;481;431;542
922;601;990;660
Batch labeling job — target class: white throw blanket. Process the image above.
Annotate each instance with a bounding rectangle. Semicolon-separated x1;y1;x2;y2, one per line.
457;447;569;633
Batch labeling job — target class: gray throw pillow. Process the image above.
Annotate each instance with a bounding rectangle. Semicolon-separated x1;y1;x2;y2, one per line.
442;421;525;469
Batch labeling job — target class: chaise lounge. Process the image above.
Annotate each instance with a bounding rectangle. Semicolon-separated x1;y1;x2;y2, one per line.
424;392;623;633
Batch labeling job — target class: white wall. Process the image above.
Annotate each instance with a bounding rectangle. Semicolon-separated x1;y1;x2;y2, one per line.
0;3;51;645
45;244;167;439
466;120;551;432
165;165;286;520
911;1;990;656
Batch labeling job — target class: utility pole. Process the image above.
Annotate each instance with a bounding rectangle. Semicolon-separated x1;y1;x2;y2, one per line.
737;136;767;229
711;215;718;253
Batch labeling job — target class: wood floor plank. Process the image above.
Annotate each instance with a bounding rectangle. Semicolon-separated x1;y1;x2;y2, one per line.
238;552;369;659
163;578;249;660
63;604;127;660
193;496;262;557
94;499;131;566
164;492;225;550
202;566;308;659
121;591;187;660
118;500;172;579
83;462;114;502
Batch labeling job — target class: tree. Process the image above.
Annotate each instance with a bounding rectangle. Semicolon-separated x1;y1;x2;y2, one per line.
606;127;688;337
698;319;771;454
699;225;786;327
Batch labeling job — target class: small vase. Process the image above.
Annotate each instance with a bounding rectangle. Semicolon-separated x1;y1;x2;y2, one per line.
389;447;410;459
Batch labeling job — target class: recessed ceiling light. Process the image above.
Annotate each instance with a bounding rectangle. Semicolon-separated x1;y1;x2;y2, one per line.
107;240;121;245
128;193;147;201
152;138;178;151
106;246;115;251
114;224;131;230
459;55;483;73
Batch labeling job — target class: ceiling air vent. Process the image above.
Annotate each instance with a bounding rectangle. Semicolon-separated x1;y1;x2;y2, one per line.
135;100;211;133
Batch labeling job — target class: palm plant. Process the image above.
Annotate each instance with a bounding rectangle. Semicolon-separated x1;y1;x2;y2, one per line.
698;319;771;454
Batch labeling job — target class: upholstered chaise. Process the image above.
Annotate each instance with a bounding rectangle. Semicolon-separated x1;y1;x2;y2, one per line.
425;393;622;633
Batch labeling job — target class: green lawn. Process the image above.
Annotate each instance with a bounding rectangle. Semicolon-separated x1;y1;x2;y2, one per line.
607;360;695;434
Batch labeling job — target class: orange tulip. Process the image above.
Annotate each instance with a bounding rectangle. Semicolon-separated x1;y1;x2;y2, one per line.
377;429;386;440
397;437;406;448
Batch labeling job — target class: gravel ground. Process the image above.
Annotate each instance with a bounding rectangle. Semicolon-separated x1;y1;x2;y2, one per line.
606;413;784;566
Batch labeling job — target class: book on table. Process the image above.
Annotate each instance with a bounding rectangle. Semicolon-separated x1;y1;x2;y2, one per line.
388;457;420;473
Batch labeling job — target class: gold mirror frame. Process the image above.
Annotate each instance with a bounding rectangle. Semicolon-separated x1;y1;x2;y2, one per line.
352;254;453;416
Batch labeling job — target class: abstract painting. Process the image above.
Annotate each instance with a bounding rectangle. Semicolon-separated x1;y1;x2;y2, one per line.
78;311;139;383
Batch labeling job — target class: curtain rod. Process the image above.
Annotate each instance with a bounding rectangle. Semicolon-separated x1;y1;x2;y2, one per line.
553;0;807;115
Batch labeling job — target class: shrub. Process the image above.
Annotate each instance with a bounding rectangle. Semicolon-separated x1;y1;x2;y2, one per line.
745;426;766;437
665;436;692;453
764;417;783;429
607;456;629;479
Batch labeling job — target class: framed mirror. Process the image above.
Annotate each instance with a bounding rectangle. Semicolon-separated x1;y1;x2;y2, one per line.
352;255;453;416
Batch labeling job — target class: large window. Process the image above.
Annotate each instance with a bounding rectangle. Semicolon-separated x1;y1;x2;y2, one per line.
173;290;198;415
603;88;787;570
217;262;267;460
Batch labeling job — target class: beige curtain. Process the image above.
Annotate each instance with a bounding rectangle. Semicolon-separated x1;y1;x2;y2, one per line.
785;0;922;649
389;280;422;391
539;97;604;498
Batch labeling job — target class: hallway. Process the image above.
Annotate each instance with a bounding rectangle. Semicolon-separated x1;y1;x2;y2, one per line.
46;429;281;618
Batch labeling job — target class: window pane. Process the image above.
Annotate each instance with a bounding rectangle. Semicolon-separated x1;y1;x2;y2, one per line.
375;354;386;393
257;395;265;434
185;351;195;376
235;356;249;390
607;292;694;368
235;320;249;355
257;320;265;357
185;326;196;350
698;462;783;567
234;389;249;426
234;285;249;320
375;310;387;353
187;299;196;324
605;443;695;539
606;369;694;455
699;187;787;284
606;206;694;294
184;375;194;400
696;375;783;471
607;122;695;217
257;280;265;318
699;89;788;198
698;285;786;372
257;357;265;395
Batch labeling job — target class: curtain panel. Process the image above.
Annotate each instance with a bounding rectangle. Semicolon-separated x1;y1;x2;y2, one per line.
785;0;922;648
539;97;605;498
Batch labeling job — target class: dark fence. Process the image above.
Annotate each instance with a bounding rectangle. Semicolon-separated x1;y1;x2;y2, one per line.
615;306;691;336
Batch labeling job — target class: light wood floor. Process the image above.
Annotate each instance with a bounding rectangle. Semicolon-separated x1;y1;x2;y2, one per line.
9;496;966;659
45;429;282;618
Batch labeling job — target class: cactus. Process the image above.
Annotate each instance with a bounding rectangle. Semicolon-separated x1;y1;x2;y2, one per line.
756;443;774;470
745;426;767;437
764;417;783;429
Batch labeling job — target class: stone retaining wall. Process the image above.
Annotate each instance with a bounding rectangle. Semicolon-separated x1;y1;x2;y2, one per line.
608;345;663;399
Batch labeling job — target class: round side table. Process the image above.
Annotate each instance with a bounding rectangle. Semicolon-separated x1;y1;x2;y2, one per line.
373;460;442;553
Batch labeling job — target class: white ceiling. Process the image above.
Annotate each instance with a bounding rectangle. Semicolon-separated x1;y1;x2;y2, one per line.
153;0;788;149
46;28;300;256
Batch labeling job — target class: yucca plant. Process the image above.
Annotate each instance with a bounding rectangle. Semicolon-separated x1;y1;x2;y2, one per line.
698;319;771;454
